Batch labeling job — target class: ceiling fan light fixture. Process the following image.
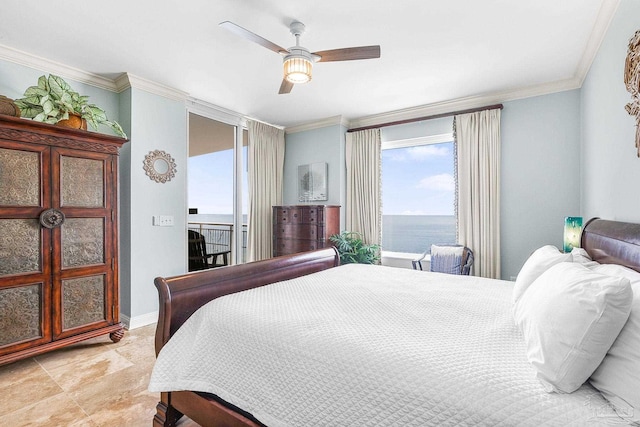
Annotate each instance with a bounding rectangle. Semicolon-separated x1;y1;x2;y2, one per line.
283;53;312;84
219;21;380;94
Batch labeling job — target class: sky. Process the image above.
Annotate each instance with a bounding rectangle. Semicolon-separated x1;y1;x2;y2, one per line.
382;142;455;215
188;148;247;215
188;141;454;216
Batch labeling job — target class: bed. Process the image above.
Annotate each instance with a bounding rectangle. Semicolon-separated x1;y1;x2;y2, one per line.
148;218;640;426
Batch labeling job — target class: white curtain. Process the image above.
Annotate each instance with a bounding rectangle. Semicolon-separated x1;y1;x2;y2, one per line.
455;109;501;279
247;120;285;261
345;128;382;247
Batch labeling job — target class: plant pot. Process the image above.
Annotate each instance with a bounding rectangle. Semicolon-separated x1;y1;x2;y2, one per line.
0;95;20;117
57;113;87;130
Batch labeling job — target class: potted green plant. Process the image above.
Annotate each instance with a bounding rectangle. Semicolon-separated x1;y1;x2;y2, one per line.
329;231;380;265
13;74;127;138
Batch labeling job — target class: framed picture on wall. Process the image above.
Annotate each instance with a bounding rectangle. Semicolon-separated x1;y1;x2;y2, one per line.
298;162;328;202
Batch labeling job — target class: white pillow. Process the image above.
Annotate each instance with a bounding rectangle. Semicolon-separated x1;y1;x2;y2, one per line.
513;245;571;303
570;247;600;268
588;263;640;423
513;262;632;393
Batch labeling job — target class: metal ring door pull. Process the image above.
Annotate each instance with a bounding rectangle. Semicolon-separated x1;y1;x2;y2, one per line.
39;208;66;229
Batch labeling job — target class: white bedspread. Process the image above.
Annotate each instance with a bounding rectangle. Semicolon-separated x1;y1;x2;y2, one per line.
149;264;624;426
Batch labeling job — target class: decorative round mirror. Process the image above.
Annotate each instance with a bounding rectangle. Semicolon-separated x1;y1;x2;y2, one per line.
143;150;177;183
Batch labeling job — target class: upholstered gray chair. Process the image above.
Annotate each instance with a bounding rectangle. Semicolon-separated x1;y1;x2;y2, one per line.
412;244;474;275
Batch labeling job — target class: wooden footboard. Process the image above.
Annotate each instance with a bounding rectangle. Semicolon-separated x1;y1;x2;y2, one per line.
152;247;340;426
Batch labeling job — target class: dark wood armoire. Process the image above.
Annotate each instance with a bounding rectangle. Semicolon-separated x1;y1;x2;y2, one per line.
272;205;340;257
0;115;127;366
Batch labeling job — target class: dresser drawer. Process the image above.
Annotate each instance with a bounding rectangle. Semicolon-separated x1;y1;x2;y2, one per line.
274;238;321;255
274;208;302;224
275;224;324;239
302;207;324;224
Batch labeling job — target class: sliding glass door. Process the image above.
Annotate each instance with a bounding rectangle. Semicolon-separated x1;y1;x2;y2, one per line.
187;113;248;268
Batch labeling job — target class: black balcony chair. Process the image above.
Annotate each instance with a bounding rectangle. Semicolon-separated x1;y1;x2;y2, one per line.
412;244;474;275
188;230;230;271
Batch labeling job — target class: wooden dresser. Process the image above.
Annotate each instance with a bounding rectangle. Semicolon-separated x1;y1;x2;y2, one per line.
273;205;340;257
0;115;127;366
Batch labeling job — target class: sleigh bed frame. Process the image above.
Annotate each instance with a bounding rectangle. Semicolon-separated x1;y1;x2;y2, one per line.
152;218;640;427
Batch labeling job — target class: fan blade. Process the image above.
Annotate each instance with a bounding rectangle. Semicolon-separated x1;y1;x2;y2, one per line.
219;21;288;54
313;45;380;62
279;79;294;94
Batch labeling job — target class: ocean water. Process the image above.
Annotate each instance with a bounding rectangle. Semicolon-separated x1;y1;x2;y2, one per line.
188;214;456;254
382;215;456;254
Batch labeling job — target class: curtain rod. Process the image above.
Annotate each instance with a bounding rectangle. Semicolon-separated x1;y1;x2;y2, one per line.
347;103;504;133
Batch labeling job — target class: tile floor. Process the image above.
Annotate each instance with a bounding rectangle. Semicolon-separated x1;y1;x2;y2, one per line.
0;324;198;426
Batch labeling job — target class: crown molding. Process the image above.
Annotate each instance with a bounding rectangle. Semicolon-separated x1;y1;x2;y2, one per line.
347;77;581;129
0;43;190;103
575;0;620;86
285;115;349;134
0;43;118;92
115;73;188;102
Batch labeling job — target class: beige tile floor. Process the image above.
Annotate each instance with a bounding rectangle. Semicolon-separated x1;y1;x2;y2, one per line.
0;324;198;427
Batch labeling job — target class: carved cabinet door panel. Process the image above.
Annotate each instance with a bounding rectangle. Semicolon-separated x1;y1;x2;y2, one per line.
0;140;53;355
50;147;116;340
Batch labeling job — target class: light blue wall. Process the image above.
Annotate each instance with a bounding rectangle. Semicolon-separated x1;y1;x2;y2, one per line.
118;88;133;316
123;88;187;321
501;90;581;280
581;0;640;223
287;95;581;279
284;124;346;226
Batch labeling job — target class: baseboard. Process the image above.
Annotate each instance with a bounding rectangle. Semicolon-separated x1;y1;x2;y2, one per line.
120;311;158;330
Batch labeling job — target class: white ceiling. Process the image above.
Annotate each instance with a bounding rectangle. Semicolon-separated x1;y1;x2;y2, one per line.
0;0;617;128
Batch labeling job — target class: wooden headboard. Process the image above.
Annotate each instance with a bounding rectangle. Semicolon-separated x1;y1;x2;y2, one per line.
581;218;640;273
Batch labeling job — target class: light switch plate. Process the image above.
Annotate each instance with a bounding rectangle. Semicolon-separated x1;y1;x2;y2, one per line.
153;215;174;226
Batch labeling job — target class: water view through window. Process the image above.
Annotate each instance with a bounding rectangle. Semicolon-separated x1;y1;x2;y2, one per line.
382;141;456;253
382;215;456;254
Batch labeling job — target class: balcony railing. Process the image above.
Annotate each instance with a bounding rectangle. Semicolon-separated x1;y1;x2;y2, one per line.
188;221;248;264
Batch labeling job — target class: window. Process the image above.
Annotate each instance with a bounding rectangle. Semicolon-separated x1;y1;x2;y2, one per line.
381;136;456;254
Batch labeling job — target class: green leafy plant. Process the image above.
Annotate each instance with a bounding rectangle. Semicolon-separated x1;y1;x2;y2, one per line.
14;74;127;138
329;231;380;265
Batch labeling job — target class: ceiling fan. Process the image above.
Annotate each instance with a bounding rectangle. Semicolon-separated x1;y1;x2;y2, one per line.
219;20;381;94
